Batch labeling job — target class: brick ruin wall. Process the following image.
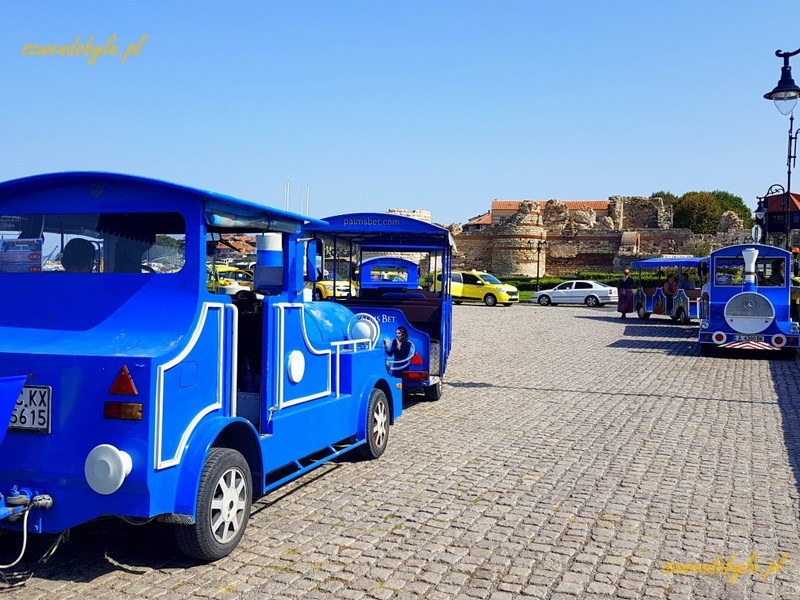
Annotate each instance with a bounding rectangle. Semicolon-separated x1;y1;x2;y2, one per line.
450;196;750;276
543;231;622;276
619;195;672;230
453;227;752;276
454;225;546;276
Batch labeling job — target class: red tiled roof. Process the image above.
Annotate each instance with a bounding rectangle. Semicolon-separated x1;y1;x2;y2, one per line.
491;199;609;211
766;192;800;212
466;212;492;225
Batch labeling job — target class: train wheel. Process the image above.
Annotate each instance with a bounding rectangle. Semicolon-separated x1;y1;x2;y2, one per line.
636;305;650;320
424;380;442;401
358;388;390;460
699;344;716;357
175;448;252;561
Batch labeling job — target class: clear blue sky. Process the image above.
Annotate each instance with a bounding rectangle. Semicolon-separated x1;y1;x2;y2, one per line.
2;2;799;225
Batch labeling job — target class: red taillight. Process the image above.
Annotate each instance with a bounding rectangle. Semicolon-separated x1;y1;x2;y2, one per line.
402;371;429;381
109;365;139;395
104;402;143;420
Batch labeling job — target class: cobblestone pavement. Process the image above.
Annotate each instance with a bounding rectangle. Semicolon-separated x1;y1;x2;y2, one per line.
4;304;800;599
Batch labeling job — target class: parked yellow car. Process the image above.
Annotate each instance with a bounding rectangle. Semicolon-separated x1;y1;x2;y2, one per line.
207;265;254;295
311;278;357;300
435;270;519;306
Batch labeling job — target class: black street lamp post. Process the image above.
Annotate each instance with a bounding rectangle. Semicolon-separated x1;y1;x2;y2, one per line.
536;240;547;292
764;48;800;250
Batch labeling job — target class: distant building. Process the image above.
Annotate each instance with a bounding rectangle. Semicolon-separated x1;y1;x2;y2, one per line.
763;192;800;248
387;208;432;223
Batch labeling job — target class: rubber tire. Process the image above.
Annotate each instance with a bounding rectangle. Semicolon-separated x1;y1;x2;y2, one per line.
454;300;462;305
675;308;688;325
636;305;650;320
312;288;322;301
358;388;390;460
424;380;442;401
484;294;497;307
585;295;600;308
175;448;252;562
538;295;551;306
699;344;716;357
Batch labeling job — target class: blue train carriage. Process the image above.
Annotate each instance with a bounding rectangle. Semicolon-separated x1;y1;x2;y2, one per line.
306;213;453;401
698;244;800;356
359;255;420;290
630;256;708;324
0;172;402;563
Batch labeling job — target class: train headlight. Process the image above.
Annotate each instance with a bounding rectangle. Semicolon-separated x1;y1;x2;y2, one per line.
791;323;800;334
700;319;710;330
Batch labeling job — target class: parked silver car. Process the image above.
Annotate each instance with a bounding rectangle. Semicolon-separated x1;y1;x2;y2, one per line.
532;280;618;307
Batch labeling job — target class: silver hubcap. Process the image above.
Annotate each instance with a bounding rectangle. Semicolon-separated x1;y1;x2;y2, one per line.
373;400;388;448
210;467;247;544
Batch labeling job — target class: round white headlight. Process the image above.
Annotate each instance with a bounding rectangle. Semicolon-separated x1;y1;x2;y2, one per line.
287;350;306;383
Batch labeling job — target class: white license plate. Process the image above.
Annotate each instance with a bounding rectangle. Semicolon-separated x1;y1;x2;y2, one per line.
734;335;764;342
10;385;51;433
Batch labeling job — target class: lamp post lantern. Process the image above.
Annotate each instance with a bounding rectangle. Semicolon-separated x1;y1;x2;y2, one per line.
764;48;800;250
753;198;766;243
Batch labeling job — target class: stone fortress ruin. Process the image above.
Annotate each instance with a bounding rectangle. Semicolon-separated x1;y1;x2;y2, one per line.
447;196;750;276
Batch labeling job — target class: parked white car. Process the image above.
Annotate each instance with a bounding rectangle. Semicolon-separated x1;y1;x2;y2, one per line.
532;280;618;307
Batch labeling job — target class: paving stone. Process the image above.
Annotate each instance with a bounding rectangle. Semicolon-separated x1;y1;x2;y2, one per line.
7;306;800;599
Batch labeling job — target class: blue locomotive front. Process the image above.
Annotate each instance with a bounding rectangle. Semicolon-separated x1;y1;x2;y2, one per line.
698;244;800;356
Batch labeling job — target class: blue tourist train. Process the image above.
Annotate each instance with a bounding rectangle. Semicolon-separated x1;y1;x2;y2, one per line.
0;172;403;562
631;256;708;323
307;213;454;401
698;243;799;356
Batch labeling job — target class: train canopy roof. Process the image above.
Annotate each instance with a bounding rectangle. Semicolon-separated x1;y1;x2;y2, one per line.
0;171;326;234
307;212;455;250
631;256;708;269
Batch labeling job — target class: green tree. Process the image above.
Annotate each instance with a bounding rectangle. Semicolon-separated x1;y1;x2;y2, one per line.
673;191;723;233
650;190;679;207
156;235;182;249
712;190;752;228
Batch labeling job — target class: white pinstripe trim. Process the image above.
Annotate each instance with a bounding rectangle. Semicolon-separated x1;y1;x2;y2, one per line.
154;302;230;470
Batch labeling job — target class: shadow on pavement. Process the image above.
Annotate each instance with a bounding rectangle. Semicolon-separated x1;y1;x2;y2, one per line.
0;463;348;583
447;381;780;405
771;355;800;512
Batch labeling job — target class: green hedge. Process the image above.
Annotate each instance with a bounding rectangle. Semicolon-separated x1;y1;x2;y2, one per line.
501;272;671;291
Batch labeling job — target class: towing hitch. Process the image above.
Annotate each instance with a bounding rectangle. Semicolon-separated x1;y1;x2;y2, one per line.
0;487;53;522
